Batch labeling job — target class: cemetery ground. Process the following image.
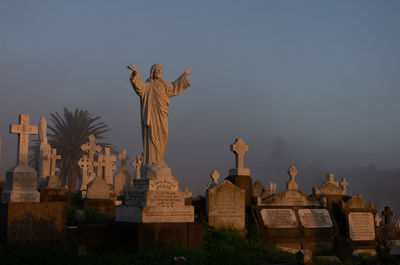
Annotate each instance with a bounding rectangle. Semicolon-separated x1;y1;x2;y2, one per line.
0;194;398;265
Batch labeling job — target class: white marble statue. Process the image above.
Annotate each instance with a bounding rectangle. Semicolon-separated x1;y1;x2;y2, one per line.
128;64;192;166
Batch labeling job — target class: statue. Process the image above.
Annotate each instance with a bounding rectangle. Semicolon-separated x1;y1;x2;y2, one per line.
39;116;48;144
128;64;192;166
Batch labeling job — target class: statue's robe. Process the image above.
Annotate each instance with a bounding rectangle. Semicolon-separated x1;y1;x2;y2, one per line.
130;71;190;166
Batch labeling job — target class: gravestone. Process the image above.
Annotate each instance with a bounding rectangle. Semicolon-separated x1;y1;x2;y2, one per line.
85;175;116;216
40;148;70;203
2;114;40;203
116;165;194;223
79;134;102;196
225;138;253;207
38;116;51;188
96;147;116;186
132;154;143;180
254;166;336;253
114;150;132;197
204;170;220;192
382;206;393;225
339;195;377;255
207;180;245;231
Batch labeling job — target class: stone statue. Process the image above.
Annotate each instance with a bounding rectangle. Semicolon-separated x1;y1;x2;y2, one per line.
39;116;48;144
128;64;192;166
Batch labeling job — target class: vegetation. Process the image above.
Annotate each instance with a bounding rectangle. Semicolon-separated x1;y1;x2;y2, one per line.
31;108;112;191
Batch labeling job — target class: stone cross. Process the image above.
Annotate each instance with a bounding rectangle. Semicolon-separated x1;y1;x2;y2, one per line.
10;114;38;167
97;147;116;185
132;155;143;179
119;150;129;172
375;212;382;227
78;155;91;189
382;206;393;225
47;148;61;177
230;138;248;168
81;134;102;165
340;178;349;193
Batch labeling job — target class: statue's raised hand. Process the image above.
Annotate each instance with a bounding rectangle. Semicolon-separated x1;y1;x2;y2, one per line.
184;69;192;76
127;64;138;73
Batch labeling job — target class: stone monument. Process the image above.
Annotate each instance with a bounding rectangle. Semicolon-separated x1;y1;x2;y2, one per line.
115;64;194;223
114;150;132;197
254;166;336;253
206;179;245;231
79;134;102;196
2;114;40;203
95;147;116;186
225;138;253;207
38;116;51;188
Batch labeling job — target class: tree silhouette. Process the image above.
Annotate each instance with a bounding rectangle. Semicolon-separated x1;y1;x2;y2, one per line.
47;108;112;191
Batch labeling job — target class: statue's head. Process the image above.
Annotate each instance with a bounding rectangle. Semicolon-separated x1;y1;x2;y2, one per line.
150;64;163;80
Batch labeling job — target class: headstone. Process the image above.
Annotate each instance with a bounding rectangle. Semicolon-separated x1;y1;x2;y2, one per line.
47;148;61;188
86;175;115;200
116;164;194;223
207;180;245;231
114;150;132;197
313;173;346;196
254;166;336;253
131;155;143;180
382;206;393;225
2;114;40;203
96;147;116;186
79;134;102;195
339;195;377;255
38;116;51;188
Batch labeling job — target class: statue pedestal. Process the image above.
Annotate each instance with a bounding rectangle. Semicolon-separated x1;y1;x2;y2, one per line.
116;165;194;223
2;166;40;203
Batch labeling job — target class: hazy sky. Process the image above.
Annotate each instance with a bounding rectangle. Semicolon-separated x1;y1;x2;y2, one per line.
1;1;400;196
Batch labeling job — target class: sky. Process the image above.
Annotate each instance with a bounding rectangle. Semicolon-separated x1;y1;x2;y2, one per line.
1;1;400;199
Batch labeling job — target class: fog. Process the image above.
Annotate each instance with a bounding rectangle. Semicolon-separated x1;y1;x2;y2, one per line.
1;1;399;214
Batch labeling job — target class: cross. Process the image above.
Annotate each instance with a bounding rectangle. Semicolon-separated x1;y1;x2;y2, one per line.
340;178;349;193
81;134;102;165
47;148;61;177
78;155;91;189
230;138;248;168
118;150;129;172
382;206;393;225
97;147;116;185
10;114;38;167
132;155;143;179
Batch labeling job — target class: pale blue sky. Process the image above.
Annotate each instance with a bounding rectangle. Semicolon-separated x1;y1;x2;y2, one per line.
1;1;400;195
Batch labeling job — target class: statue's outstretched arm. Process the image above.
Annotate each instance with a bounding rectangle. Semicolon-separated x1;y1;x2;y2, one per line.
167;69;192;98
128;64;145;98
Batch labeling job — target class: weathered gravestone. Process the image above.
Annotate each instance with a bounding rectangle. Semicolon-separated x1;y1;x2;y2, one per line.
254;166;336;253
2;114;40;203
339;195;377;255
225;138;253;207
95;147;116;187
206;172;245;231
114;150;132;197
85;175;116;216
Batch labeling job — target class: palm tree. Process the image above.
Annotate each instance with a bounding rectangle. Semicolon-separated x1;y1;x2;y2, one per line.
47;108;112;191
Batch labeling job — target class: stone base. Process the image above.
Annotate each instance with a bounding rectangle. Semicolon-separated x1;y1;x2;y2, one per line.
116;205;194;223
40;188;70;204
7;202;66;243
2;190;39;204
115;222;203;251
84;199;115;216
229;168;250;176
